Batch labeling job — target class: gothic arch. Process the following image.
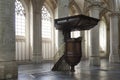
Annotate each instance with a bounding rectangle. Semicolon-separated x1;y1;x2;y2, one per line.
70;0;82;15
15;0;34;61
43;3;54;18
99;17;108;57
19;0;27;12
41;1;56;60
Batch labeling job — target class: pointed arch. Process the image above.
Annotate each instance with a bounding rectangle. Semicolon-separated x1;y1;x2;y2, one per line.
41;2;55;60
99;17;107;57
70;0;82;15
15;0;32;61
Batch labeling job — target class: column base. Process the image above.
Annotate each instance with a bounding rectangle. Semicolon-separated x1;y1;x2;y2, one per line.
32;54;43;64
89;56;100;66
0;61;18;80
109;53;120;63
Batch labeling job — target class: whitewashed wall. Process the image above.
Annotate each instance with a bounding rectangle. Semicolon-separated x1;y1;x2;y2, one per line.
15;36;31;61
42;38;55;60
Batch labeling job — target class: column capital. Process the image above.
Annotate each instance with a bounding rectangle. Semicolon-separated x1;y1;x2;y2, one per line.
85;0;106;13
109;12;120;17
85;0;104;6
31;0;44;9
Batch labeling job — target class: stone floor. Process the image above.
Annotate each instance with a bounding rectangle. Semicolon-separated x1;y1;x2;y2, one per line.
18;59;120;80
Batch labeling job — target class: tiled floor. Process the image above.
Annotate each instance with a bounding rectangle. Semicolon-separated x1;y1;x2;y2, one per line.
18;60;120;80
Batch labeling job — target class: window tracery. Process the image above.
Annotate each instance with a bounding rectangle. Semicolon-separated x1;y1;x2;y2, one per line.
15;0;25;36
42;6;52;38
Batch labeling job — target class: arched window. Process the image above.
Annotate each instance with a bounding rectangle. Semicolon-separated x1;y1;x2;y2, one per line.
99;20;107;54
42;5;54;60
42;6;52;39
15;0;27;61
15;0;25;36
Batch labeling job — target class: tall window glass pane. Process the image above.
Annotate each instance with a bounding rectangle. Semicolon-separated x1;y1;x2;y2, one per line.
42;6;52;39
15;0;25;36
100;21;106;52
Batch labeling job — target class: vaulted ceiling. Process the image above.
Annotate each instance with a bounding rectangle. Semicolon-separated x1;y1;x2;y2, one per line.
45;0;116;13
22;0;120;31
24;0;120;25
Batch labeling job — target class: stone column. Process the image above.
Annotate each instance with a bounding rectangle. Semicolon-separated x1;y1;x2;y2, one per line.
108;0;120;63
88;2;101;66
0;0;17;79
31;0;44;63
32;11;42;63
109;12;120;63
81;31;86;59
106;27;110;58
57;0;69;47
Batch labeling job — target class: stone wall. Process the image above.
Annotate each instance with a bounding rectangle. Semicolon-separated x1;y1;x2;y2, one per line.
0;0;18;79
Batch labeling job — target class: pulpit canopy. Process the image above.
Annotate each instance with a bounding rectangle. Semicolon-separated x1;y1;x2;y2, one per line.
54;15;100;31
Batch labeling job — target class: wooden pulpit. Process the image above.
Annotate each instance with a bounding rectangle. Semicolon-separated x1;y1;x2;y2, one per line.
54;15;99;72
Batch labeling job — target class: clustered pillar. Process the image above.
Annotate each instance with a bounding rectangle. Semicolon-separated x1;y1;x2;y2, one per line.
89;2;101;66
109;0;120;63
109;12;120;63
31;0;44;63
32;10;43;63
0;0;17;79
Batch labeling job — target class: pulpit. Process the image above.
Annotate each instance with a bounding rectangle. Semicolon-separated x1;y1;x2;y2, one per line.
54;15;99;72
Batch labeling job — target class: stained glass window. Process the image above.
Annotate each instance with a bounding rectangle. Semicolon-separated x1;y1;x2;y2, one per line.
15;0;25;36
42;6;52;38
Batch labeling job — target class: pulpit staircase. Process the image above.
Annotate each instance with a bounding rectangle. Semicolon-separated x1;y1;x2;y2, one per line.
52;43;70;71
